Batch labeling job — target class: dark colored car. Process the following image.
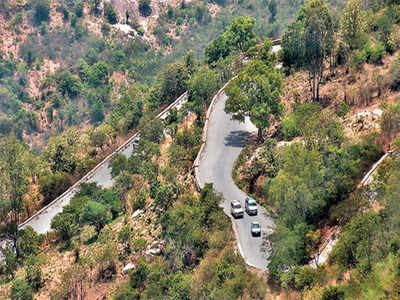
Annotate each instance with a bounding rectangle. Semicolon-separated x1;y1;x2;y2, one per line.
251;222;261;236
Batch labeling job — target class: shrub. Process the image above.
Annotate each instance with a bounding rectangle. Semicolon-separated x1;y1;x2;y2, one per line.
139;0;152;17
104;2;118;24
365;42;386;64
75;1;84;18
17;226;41;259
281;114;300;139
32;0;50;25
26;260;43;291
10;278;33;300
322;286;345;300
56;70;82;97
39;172;73;206
110;153;127;178
349;49;366;71
388;56;400;90
336;102;350;117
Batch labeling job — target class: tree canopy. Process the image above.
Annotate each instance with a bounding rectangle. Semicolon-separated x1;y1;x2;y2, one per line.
225;59;283;140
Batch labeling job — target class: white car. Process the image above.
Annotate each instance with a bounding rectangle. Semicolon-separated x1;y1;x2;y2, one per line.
230;200;244;218
245;197;258;215
251;222;261;237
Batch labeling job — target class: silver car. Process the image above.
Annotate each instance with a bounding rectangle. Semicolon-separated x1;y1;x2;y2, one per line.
230;200;244;218
251;222;261;236
245;197;258;215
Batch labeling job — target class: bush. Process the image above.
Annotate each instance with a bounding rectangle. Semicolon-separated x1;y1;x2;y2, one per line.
104;2;118;24
281;114;300;139
17;226;41;260
139;0;152;17
110;153;127;178
39;172;73;206
26;260;43;291
32;0;50;25
388;56;400;90
56;70;82;97
349;50;366;71
322;286;345;300
75;1;84;18
365;42;386;64
336;102;350;118
10;278;33;300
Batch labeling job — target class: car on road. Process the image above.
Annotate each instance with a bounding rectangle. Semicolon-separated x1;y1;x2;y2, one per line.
230;200;244;218
245;197;258;215
251;222;261;236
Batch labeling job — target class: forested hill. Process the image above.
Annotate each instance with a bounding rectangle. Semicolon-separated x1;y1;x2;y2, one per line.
4;0;400;298
0;0;324;148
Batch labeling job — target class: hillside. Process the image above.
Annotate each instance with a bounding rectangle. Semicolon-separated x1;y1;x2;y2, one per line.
2;0;400;299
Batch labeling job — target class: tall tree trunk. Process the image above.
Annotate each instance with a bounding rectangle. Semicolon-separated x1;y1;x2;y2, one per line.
257;127;264;143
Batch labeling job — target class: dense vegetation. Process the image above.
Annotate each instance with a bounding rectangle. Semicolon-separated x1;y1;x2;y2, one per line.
2;0;400;298
229;0;400;297
0;13;269;298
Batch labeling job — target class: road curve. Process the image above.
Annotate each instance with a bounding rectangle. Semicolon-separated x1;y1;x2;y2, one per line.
19;93;188;234
197;91;275;269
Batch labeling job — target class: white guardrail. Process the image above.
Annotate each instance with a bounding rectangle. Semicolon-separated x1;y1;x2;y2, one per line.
18;92;188;230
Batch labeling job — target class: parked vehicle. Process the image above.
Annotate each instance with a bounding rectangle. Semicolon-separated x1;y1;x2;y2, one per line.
245;197;258;215
230;200;244;218
251;222;261;236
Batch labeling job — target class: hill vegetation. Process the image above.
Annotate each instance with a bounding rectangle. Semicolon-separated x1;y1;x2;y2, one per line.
1;0;400;298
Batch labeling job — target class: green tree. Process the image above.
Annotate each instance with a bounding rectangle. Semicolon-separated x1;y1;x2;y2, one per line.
187;66;218;123
75;1;84;18
340;0;365;49
205;36;231;65
90;129;108;151
302;0;335;101
51;211;79;244
139;118;164;143
225;60;284;141
10;278;33;300
110;153;128;178
139;0;152;17
79;200;111;234
39;172;73;205
56;70;82;97
17;226;41;260
114;171;133;211
268;0;278;23
32;0;50;25
223;16;257;52
118;225;132;254
104;2;118;24
87;61;110;87
281;21;305;71
0;136;29;258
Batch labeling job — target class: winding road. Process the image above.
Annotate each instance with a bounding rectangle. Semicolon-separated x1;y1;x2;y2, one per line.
18;93;188;234
197;91;275;269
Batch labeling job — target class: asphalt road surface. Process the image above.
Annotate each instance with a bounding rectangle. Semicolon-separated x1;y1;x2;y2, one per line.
198;91;275;269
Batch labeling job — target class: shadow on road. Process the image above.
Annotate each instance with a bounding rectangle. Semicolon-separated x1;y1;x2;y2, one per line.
224;130;251;147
